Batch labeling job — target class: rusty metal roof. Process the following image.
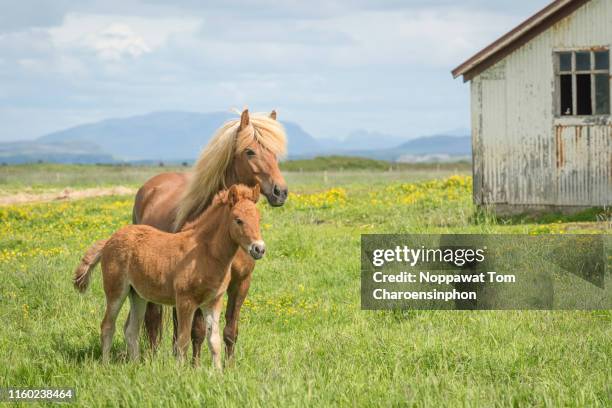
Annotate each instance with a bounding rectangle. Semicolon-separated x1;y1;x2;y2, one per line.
452;0;591;82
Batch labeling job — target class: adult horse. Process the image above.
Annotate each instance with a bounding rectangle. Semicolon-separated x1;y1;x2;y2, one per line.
133;109;287;363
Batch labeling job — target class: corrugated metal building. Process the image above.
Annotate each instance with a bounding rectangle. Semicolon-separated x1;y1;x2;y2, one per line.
453;0;611;214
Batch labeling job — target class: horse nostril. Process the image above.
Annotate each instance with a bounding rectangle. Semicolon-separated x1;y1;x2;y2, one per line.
249;242;266;259
273;185;281;197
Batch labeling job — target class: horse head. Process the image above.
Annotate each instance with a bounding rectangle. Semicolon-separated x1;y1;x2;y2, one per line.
232;109;288;207
226;184;265;260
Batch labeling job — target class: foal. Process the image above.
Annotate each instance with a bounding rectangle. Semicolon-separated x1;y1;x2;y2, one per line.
73;184;264;369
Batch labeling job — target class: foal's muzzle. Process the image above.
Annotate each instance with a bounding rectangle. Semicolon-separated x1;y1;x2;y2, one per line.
248;241;266;260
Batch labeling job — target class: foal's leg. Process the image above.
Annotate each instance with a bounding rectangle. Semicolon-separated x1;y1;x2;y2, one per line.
205;298;223;370
101;285;130;363
174;298;197;363
172;307;178;355
144;302;163;351
172;308;206;367
191;309;207;366
172;307;206;365
223;261;254;361
124;290;148;361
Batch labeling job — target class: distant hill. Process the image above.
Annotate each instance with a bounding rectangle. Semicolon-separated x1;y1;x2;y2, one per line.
392;135;471;163
0;140;114;164
317;130;405;152
395;135;471;155
293;134;471;162
37;111;320;161
282;122;322;155
0;111;470;164
343;130;405;150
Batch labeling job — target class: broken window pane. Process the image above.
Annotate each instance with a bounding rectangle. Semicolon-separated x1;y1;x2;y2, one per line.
576;52;591;71
559;53;572;72
576;74;592;115
594;51;609;70
595;74;610;114
560;74;573;115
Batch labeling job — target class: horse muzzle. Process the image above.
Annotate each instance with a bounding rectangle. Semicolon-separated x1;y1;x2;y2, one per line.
248;241;266;260
265;184;288;207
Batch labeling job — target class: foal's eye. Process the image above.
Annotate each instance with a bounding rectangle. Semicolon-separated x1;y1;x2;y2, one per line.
245;149;256;157
235;218;243;225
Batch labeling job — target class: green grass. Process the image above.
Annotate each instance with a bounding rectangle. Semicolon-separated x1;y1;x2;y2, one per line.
279;155;471;172
0;164;185;194
0;167;610;407
0;162;471;195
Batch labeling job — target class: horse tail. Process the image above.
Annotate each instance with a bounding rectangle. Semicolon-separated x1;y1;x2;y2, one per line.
73;239;108;293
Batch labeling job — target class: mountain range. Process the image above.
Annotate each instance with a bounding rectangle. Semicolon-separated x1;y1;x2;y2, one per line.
0;111;470;164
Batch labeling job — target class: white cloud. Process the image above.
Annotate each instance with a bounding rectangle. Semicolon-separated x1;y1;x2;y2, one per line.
48;13;201;61
17;58;42;70
0;1;552;141
302;8;518;68
88;24;151;61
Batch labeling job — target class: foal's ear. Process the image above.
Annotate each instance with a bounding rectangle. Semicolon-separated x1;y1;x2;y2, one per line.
252;184;260;203
228;185;239;206
239;109;250;130
269;110;277;120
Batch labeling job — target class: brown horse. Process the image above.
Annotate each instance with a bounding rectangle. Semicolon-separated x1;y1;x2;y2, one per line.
82;108;287;364
74;185;264;369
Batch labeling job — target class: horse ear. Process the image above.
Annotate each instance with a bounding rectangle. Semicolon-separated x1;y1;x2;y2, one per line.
239;109;250;130
252;184;260;202
228;185;239;206
269;110;277;120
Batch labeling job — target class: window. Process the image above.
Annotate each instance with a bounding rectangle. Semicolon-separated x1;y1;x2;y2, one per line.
556;50;610;116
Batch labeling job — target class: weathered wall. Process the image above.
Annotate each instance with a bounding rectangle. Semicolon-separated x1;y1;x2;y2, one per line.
471;0;612;209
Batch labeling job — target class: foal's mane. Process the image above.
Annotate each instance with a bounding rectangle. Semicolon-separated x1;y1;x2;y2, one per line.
187;185;258;230
174;112;286;231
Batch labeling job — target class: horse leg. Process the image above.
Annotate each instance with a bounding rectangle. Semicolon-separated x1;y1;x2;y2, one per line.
124;290;147;361
101;285;130;363
171;306;206;365
205;298;223;370
223;268;253;361
144;302;163;351
172;307;178;355
191;308;206;367
175;298;197;363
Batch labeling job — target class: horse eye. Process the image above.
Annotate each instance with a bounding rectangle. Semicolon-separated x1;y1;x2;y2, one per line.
245;149;256;157
235;218;243;225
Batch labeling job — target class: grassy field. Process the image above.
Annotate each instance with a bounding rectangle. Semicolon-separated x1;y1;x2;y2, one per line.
0;161;471;194
0;164;610;407
279;156;471;172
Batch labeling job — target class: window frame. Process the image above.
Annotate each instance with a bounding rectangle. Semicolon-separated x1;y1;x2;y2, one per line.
554;48;610;117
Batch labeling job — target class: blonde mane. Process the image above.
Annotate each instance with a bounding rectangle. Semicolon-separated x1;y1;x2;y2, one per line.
173;112;286;231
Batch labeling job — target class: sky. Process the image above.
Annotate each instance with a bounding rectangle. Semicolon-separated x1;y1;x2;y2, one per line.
0;0;552;142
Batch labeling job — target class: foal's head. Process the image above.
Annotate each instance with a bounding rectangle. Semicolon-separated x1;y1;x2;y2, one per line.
225;184;265;260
